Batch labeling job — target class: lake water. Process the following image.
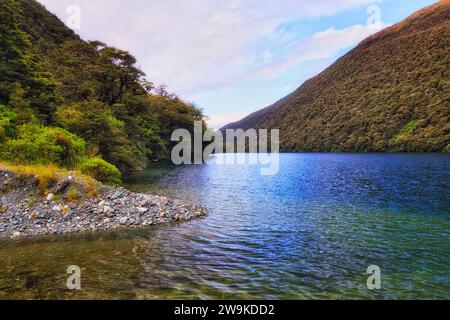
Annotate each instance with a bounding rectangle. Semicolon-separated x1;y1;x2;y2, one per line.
0;154;449;299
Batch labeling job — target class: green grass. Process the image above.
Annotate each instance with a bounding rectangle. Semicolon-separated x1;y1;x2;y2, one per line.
0;162;102;197
25;197;36;207
393;119;418;140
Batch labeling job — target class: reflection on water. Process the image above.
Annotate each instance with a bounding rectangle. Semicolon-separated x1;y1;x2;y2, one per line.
0;154;449;299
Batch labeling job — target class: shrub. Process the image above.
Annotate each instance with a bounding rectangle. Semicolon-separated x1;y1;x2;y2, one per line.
0;117;12;142
0;104;17;142
78;157;121;186
0;123;86;166
55;101;142;171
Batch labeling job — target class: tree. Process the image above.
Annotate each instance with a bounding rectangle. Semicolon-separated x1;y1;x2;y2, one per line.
9;83;34;124
55;100;145;172
0;0;31;102
0;0;58;121
96;46;145;105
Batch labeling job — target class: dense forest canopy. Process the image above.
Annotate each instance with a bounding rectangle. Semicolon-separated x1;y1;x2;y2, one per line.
223;0;450;153
0;0;206;184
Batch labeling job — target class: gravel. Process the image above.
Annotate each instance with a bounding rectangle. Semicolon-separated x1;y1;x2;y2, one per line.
0;169;207;239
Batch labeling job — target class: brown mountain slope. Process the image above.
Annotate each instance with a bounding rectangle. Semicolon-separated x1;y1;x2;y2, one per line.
223;1;450;152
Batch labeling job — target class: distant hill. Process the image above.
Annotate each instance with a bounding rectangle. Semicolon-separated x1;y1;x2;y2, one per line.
223;0;450;152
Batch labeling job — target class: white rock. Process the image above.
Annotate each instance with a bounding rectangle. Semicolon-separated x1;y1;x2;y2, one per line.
12;231;21;238
137;207;148;213
52;205;61;212
46;193;54;202
119;217;128;225
98;200;106;207
103;206;114;214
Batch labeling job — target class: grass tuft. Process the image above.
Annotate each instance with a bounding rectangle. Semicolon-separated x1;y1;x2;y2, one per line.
66;185;81;203
0;163;63;193
0;162;103;198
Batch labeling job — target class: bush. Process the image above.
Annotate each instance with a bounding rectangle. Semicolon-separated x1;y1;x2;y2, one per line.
0;123;86;166
78;157;121;186
0;104;17;142
55;101;143;172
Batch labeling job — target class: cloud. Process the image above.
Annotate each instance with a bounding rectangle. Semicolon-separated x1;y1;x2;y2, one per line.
37;0;381;97
206;112;250;130
242;23;388;81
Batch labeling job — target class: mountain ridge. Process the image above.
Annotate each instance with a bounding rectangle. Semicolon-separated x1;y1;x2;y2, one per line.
222;1;450;152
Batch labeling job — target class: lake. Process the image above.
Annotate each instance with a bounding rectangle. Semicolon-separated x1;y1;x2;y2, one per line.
0;153;449;299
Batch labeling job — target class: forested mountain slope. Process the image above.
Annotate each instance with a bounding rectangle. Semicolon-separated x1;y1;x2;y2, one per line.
0;0;205;183
223;0;450;152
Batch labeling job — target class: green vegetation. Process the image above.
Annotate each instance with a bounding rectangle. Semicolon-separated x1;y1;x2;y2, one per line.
78;157;122;186
0;122;86;166
66;185;81;203
393;119;419;140
224;1;449;152
0;0;206;183
25;196;36;207
1;162;62;192
0;161;103;197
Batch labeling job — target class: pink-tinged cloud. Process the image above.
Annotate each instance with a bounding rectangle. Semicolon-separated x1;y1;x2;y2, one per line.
37;0;381;97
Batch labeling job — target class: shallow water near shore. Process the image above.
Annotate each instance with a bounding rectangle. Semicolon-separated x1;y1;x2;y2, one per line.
0;153;449;299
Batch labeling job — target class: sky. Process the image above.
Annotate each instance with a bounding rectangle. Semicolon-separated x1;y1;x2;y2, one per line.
37;0;437;129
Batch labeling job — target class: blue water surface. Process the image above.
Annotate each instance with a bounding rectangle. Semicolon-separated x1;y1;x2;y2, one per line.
124;153;450;299
0;153;448;299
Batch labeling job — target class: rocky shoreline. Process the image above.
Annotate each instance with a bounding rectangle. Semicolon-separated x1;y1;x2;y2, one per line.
0;168;207;239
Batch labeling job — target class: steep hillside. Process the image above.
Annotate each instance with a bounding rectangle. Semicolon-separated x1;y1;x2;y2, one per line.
0;0;205;178
223;0;450;152
16;0;79;49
